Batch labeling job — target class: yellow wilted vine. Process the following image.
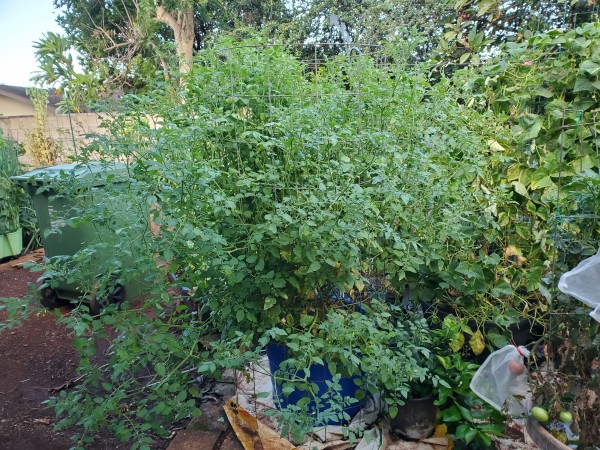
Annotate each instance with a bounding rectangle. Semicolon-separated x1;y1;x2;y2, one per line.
25;88;57;167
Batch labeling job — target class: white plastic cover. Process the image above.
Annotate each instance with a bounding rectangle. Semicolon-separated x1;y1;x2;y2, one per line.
470;345;530;414
558;248;600;323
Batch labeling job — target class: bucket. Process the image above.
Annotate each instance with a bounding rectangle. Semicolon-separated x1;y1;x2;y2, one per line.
266;342;365;425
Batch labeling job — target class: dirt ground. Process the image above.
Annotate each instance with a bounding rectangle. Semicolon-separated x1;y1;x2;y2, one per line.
0;253;124;450
0;253;238;450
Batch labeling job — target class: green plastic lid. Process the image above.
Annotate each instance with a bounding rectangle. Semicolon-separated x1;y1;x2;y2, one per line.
12;162;130;187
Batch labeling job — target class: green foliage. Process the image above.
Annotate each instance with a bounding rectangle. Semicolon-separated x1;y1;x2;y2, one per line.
45;304;212;449
0;130;41;249
279;0;454;51
42;38;530;446
32;165;159;303
42;0;599;110
255;302;506;447
280;0;594;66
18;196;42;252
47;0;290;98
30;162;204;446
435;0;599;68
110;40;502;339
32;32;103;112
0;130;22;234
262;302;436;415
455;22;600;447
424;25;600;355
431;321;506;449
48;32;598;448
32;32;77;86
51;0;170;89
0;296;33;332
457;23;600;293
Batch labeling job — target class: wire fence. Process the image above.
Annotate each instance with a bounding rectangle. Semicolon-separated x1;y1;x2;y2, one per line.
551;109;600;316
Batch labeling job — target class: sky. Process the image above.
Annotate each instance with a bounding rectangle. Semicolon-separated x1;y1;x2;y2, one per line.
0;0;64;87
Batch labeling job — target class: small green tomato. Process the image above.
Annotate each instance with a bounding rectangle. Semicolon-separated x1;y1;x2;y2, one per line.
559;411;573;423
531;406;549;424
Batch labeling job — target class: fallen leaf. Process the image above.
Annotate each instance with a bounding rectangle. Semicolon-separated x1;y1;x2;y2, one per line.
385;428;453;450
585;389;598;409
224;398;296;450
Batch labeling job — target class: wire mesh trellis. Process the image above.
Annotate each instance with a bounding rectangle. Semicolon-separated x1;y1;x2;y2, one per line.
551;108;600;314
534;108;600;446
181;35;579;446
213;42;394;444
3;1;597;168
185;40;493;447
458;0;600;35
549;109;600;329
193;35;600;445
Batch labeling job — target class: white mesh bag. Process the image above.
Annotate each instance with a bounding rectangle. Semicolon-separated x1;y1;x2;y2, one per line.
558;248;600;323
470;345;530;414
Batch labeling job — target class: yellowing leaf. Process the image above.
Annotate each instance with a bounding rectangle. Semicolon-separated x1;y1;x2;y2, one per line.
469;330;486;356
487;139;505;152
433;423;448;437
263;296;276;310
504;245;526;266
355;279;365;292
450;332;465;353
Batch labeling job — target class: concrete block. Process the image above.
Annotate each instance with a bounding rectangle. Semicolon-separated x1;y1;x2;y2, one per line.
167;430;221;450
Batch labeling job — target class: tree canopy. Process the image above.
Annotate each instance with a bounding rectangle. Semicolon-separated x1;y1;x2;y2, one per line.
33;0;599;109
34;0;290;103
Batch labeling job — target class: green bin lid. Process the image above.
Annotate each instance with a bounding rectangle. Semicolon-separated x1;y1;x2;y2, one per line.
11;162;129;187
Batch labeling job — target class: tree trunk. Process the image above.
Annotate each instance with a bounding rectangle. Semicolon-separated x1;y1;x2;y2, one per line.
156;4;194;74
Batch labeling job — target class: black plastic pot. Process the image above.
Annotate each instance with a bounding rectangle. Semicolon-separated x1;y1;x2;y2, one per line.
388;396;437;440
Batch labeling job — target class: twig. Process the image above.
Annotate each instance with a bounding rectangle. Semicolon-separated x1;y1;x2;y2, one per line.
49;374;86;393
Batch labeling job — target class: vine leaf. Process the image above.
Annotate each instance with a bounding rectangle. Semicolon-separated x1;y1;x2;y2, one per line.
512;181;529;198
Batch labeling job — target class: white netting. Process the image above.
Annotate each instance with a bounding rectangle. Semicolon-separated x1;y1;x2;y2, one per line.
470;345;530;414
558;248;600;323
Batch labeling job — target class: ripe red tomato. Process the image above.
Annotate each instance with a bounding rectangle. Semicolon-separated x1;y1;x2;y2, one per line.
508;359;525;375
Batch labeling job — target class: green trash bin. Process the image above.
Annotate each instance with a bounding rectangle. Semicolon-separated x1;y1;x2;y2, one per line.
12;162;149;312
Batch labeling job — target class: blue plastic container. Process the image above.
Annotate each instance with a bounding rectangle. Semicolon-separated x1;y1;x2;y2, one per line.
266;342;365;425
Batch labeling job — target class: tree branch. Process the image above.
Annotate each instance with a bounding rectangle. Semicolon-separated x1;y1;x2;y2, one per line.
156;4;178;30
